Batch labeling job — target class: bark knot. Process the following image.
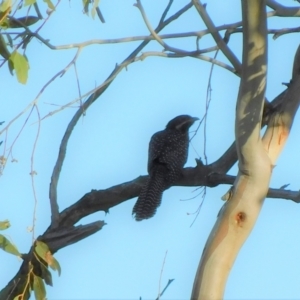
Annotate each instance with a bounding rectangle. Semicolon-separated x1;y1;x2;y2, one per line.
236;212;246;226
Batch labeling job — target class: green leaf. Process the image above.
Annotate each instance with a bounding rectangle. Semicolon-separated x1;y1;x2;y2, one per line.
0;0;11;12
91;0;99;19
6;33;13;47
24;0;36;6
35;241;50;261
43;0;55;10
0;18;9;29
35;241;61;276
0;234;21;256
0;33;10;60
49;256;61;276
33;275;46;300
0;220;10;230
9;51;29;84
8;59;14;75
40;262;53;286
82;0;90;14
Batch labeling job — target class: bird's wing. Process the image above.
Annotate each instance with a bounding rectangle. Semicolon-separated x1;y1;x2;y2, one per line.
147;130;168;173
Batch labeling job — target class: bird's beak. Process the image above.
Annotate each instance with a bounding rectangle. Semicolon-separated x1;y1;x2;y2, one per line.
191;117;200;122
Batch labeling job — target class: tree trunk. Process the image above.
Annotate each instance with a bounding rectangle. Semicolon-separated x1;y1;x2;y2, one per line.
190;1;299;298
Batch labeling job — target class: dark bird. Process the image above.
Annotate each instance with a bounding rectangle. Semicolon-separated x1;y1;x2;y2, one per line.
132;115;199;221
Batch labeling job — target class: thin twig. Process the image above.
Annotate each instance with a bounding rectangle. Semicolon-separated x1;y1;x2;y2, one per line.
39;71;121;121
0;49;81;227
0;2;192;53
191;50;218;225
33;2;43;19
0;49;82;137
203;50;218;164
1;106;35;174
189;187;206;227
271;26;300;39
0;129;8;175
135;0;193;55
2;27;241;51
30;104;41;244
192;0;242;74
156;279;175;300
1;0;300;62
158;0;173;25
39;50;234;123
157;251;168;300
73;62;84;114
138;51;236;74
225;26;300;41
0;0;61;69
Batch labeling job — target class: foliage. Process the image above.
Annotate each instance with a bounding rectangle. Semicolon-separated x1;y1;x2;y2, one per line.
0;225;60;300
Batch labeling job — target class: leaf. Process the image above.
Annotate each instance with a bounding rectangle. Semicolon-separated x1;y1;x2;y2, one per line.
0;234;21;256
8;59;14;75
0;0;11;12
33;275;46;300
43;0;55;10
48;255;61;276
6;33;12;47
82;0;90;14
35;241;50;261
0;33;10;60
0;219;10;230
0;1;11;28
9;51;29;84
40;262;53;286
91;0;99;19
24;0;36;6
0;34;14;75
35;241;61;276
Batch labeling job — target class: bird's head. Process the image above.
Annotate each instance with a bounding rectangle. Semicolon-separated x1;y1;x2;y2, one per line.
166;115;199;132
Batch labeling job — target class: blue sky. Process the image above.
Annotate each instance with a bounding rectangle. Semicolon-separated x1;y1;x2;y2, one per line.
1;0;300;299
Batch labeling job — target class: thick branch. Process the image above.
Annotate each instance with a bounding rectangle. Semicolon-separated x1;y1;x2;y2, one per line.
57;164;300;229
42;221;106;253
262;45;300;163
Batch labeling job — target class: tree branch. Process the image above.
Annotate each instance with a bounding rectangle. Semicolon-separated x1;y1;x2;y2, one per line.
266;0;300;16
262;45;300;164
48;2;193;228
192;0;242;74
135;0;195;55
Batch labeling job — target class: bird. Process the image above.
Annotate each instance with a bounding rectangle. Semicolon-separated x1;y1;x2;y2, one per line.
132;115;199;221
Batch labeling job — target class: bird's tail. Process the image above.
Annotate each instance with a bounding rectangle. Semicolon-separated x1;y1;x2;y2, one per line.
132;170;166;221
